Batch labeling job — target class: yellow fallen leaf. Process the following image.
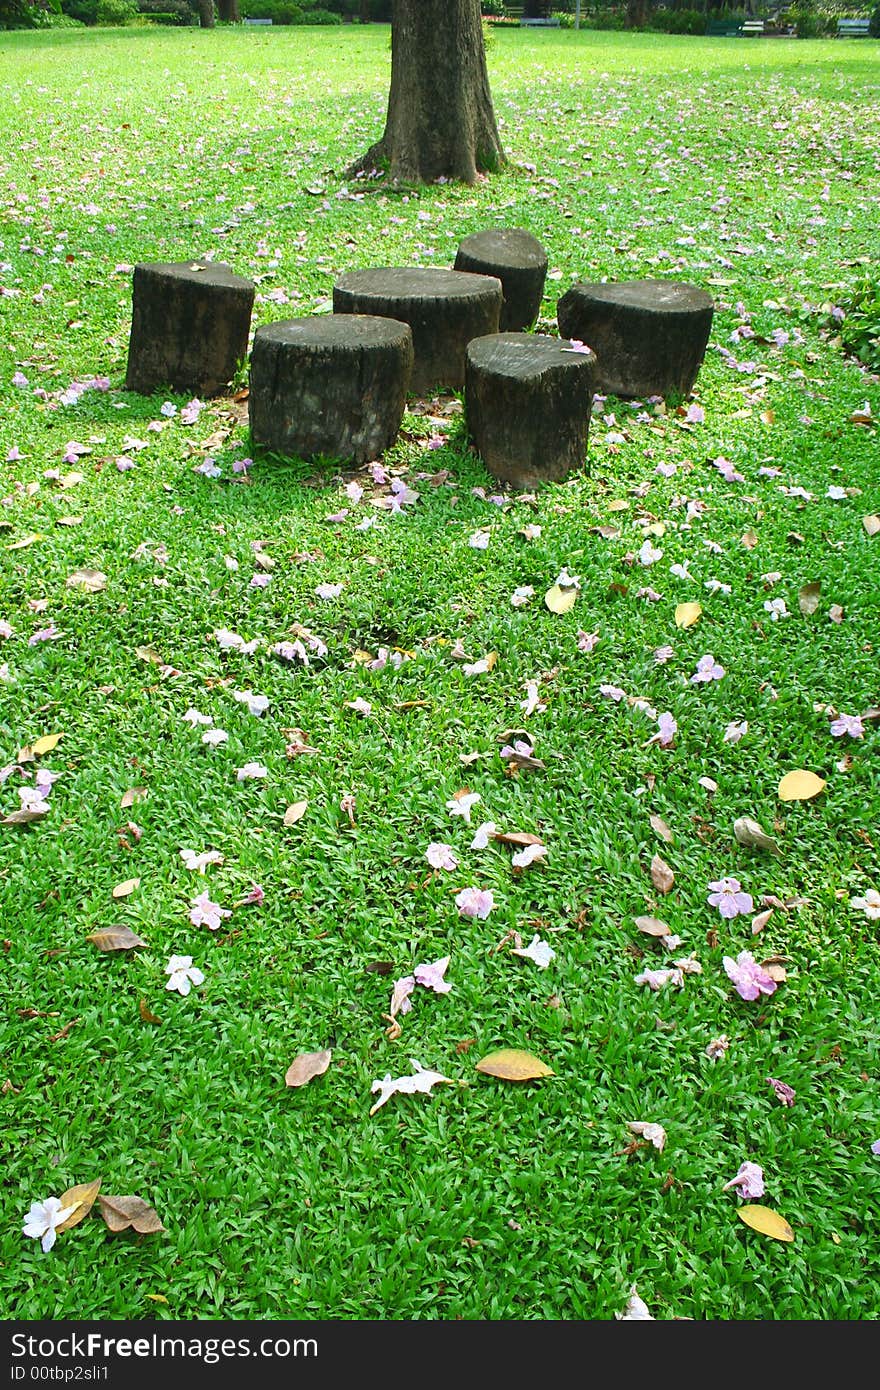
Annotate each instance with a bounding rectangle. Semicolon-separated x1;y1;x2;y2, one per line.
778;769;826;802
18;733;63;761
544;585;577;615
862;515;880;537
145;1294;169;1304
484;650;499;671
645;522;665;538
56;1179;102;1232
6;533;42;550
737;1205;795;1242
112;878;140;899
283;800;308;827
674;601;702;629
741;530;759;550
56;516;84;527
606;499;629;512
475;1049;553;1081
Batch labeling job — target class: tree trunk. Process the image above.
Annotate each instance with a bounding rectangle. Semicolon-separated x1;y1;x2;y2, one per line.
625;0;648;27
360;0;370;20
218;0;239;19
197;0;215;27
348;0;505;186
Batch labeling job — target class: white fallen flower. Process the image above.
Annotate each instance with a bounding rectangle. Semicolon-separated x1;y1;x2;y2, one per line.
236;761;268;780
521;681;546;718
511;933;555;970
447;793;481;824
470;820;497;850
616;1286;655;1320
165;954;205;996
22;1196;80;1254
511;843;549;869
179;848;224;874
626;1121;667;1152
201;728;228;746
510;585;535;608
182;707;213;727
638;539;663;567
233;689;270;716
369;1059;453;1115
468;528;491;550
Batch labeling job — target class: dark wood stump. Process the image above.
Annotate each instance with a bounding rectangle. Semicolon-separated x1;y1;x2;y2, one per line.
465;333;596;489
332;267;502;394
125;260;255;397
556;279;714;399
454;228;548;331
249;314;413;465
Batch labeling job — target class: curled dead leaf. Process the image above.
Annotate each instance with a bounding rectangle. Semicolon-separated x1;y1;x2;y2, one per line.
634;914;670;938
285;1049;332;1088
138;999;161;1025
491;831;544;849
97;1195;165;1235
649;814;674;844
121;787;147;809
740;530;758;550
751;909;773;935
650;855;675;894
798;582;821;616
734;816;781;856
283;800;308;827
87;927;146;952
475;1049;553;1081
2;807;49;825
56;1179;102;1232
737;1205;795;1242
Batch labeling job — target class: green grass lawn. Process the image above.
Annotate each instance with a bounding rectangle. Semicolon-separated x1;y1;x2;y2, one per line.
0;25;878;1321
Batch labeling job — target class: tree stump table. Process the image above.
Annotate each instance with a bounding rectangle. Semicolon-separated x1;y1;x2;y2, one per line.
556;279;714;399
465;333;597;489
332;267;502;394
249;314;413;465
454;228;548;331
125;260;255;397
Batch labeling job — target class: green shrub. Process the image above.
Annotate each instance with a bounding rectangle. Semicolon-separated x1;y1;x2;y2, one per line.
838;278;880;373
298;6;341;20
95;0;137;20
240;0;303;19
650;7;706;34
581;6;627;29
869;3;880;36
0;0;53;27
137;0;197;22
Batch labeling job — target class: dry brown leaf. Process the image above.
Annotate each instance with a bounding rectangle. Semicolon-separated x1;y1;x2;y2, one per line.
484;650;499;671
634;914;671;938
475;1049;553;1081
135;645;163;665
650;855;675;894
828;603;844;624
112;878;140;899
283;800;309;827
491;831;544;849
253;550;275;572
66;569;107;594
760;409;775;426
139;999;161;1025
56;1179;102;1232
649;814;674;844
56;515;84;527
87;926;146;952
737;1205;795;1242
2;807;49;825
798;582;821;616
751;908;773;935
284;1049;332;1088
778;770;826;802
862;515;880;537
544;585;577;615
606;499;629;512
97;1195;165;1235
120;787;147;809
674;601;702;629
740;530;759;550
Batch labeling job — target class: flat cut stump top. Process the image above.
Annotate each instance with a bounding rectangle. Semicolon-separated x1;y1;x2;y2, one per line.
334;266;499;304
572;280;713;315
466;332;594;380
456;228;548;272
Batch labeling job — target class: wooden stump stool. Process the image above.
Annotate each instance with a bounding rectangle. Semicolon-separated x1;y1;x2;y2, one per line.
556;279;714;399
454;228;548;331
333;267;502;394
249;315;413;465
125;260;255;397
465;333;596;489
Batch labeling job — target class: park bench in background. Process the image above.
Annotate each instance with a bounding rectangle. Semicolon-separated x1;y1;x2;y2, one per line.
520;16;561;24
706;18;742;34
837;17;871;36
739;19;766;35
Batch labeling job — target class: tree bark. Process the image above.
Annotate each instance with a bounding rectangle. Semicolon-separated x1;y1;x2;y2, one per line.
197;0;215;27
360;0;370;20
217;0;239;19
348;0;505;186
625;0;648;28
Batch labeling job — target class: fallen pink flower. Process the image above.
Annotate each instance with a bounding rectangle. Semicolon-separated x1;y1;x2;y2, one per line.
723;1161;765;1200
766;1076;796;1107
723;951;777;1001
426;842;458;872
189;891;232;932
413;955;452;994
691;654;725;684
708;877;753;920
455;887;495;920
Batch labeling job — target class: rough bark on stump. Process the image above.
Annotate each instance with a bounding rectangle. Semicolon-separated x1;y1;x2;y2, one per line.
125;261;254;397
347;0;505;185
454;228;548;331
333;267;502;394
556;279;714;400
465;332;596;489
249;315;413;465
